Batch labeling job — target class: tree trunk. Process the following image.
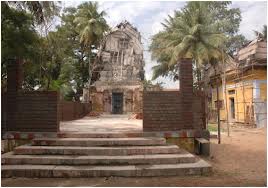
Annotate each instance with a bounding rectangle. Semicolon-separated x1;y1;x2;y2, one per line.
46;76;50;91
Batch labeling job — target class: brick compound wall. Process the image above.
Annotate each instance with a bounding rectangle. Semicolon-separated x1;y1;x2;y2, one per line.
6;91;60;132
3;59;92;133
60;101;91;121
4;59;59;132
143;91;206;131
143;58;206;131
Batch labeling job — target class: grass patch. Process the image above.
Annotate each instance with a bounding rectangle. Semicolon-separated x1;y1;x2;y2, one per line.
208;123;218;132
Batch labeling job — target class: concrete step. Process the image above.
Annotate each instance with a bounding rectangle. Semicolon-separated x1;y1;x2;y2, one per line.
14;145;180;156
2;160;212;177
32;137;166;146
2;152;196;165
57;132;159;138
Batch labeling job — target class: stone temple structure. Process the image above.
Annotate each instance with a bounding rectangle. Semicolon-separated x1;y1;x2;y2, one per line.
83;21;145;114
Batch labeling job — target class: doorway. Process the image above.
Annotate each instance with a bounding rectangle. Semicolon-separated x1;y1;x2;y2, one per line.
112;93;123;114
229;97;235;119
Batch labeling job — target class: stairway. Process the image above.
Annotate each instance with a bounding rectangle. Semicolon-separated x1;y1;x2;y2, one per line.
2;133;211;177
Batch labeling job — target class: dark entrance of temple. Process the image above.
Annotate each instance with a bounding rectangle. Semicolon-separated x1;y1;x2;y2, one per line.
112;93;123;114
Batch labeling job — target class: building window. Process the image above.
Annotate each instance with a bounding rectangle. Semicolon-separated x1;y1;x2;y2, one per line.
118;39;129;49
214;100;224;109
228;90;235;95
111;52;119;63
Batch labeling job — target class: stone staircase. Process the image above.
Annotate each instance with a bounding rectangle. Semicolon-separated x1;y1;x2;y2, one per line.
2;133;211;177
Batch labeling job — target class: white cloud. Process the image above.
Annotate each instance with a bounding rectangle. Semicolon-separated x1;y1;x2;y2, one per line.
231;1;267;40
100;2;165;27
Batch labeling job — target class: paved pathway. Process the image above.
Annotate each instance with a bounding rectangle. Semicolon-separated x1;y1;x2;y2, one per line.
60;114;142;132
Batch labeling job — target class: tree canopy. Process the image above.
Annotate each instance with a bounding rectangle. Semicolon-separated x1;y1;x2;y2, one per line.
1;2;40;90
3;1;60;24
1;2;109;101
149;1;249;81
1;1;255;97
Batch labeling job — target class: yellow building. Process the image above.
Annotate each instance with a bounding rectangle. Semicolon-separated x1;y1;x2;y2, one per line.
206;38;267;128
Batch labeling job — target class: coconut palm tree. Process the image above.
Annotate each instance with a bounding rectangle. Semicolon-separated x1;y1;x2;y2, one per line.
74;2;109;84
74;2;109;48
149;2;226;79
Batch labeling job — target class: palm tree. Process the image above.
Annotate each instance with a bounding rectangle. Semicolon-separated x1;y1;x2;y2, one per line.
150;2;226;79
74;2;109;85
254;25;267;41
150;2;227;144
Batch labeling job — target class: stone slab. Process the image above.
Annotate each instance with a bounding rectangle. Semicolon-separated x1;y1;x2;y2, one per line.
2;152;196;165
2;159;212;177
32;137;166;146
14;145;180;155
57;130;205;138
3;130;207;140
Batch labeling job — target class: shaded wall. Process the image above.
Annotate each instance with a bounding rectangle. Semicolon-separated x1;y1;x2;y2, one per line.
6;91;59;132
143;91;206;131
60;101;91;121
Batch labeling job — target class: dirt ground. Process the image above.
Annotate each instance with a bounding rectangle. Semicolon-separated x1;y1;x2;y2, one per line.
60;114;142;132
2;127;267;187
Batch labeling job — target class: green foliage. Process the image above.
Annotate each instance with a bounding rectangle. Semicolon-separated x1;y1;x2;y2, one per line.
1;3;39;59
1;1;109;101
225;34;248;55
150;1;226;81
73;2;109;89
1;3;40;89
143;79;163;91
3;1;60;24
149;1;248;81
74;2;109;47
45;2;109;100
204;1;249;55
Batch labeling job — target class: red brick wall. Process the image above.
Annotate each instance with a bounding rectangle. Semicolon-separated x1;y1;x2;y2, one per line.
143;58;206;131
5;59;59;132
143;91;205;131
2;94;7;134
6;91;59;132
143;91;182;131
59;101;91;121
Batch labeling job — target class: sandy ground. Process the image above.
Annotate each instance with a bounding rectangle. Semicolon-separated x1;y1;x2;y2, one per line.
60;114;142;132
2;127;266;187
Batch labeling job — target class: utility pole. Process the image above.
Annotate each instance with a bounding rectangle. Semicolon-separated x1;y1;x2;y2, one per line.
216;78;221;144
221;50;230;137
214;65;221;144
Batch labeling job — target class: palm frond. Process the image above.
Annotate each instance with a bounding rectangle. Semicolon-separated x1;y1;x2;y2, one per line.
149;1;228;80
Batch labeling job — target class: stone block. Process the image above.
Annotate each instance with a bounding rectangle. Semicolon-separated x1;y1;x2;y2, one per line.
166;137;195;153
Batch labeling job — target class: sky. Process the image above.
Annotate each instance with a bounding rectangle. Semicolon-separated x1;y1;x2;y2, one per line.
63;1;267;89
